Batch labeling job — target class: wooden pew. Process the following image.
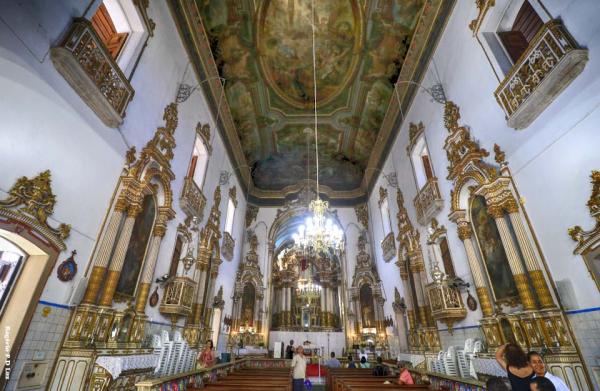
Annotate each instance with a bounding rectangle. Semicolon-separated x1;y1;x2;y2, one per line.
201;367;292;391
326;367;429;391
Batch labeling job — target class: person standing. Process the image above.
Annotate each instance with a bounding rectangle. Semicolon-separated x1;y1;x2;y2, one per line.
291;346;307;391
286;339;295;359
326;352;341;368
495;343;534;391
527;351;570;391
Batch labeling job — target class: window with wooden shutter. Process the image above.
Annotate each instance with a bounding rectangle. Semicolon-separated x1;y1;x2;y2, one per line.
498;1;544;63
91;3;129;59
169;235;183;277
421;154;434;182
439;237;456;278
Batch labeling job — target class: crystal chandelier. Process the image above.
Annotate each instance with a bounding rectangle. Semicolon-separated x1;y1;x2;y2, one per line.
296;278;322;300
292;0;343;254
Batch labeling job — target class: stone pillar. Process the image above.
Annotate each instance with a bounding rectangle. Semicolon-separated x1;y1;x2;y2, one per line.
488;205;537;311
82;209;124;304
457;221;494;317
135;223;166;312
506;201;555;309
99;204;141;307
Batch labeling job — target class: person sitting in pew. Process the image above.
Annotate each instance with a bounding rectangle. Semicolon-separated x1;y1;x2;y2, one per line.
347;355;357;368
359;356;371;368
372;356;389;376
326;351;341;368
397;361;414;385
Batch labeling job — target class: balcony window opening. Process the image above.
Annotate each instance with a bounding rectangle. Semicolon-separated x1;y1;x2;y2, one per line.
168;235;183;277
498;0;544;63
225;197;236;235
439;237;456;279
188;136;209;188
380;197;392;236
91;2;131;60
411;136;433;190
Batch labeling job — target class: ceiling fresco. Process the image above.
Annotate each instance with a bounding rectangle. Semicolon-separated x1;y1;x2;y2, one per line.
170;0;453;202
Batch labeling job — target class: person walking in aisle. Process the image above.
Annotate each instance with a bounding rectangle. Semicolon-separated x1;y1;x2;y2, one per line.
291;346;307;391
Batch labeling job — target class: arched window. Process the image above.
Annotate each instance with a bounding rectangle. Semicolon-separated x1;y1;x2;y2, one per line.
0;237;25;314
188;135;209;188
224;188;237;235
378;187;392;236
427;220;456;279
116;194;156;299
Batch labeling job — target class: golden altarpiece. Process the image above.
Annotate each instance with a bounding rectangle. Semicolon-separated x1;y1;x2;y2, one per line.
394;189;441;355
347;233;388;349
229;232;265;347
441;100;590;388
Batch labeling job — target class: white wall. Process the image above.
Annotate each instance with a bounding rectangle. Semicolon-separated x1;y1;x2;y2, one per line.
366;0;600;385
0;0;247;387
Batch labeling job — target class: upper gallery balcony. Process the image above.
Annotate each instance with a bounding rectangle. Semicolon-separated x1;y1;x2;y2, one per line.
180;177;207;219
413;177;443;226
494;20;588;130
50;18;135;128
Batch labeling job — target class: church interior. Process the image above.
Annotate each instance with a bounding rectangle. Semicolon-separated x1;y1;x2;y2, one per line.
0;0;599;390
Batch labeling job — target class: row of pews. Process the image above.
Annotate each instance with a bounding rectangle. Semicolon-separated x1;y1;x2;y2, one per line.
327;368;430;391
191;367;292;391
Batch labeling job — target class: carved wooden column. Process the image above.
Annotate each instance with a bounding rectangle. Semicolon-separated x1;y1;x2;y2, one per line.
82;207;124;304
457;220;494;317
505;199;555;309
135;221;166;312
99;203;142;306
488;204;537;311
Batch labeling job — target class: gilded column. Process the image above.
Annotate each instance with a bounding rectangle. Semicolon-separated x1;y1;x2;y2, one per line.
505;201;554;309
458;222;494;317
134;223;166;312
399;269;416;330
99;203;141;307
192;265;208;324
82;208;124;304
488;205;537;311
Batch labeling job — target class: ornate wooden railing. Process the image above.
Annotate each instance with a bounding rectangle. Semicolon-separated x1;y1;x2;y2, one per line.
494;20;588;129
413;177;443;225
159;276;196;323
50;18;135;127
381;231;396;262
221;231;235;261
180;177;207;219
426;280;467;332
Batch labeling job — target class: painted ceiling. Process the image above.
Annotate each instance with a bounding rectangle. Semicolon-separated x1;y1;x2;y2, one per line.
171;0;453;203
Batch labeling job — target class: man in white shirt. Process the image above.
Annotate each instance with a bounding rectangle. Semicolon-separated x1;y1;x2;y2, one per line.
527;351;570;391
291;346;307;391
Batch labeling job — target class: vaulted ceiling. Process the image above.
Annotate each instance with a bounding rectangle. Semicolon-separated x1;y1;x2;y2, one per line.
170;0;454;204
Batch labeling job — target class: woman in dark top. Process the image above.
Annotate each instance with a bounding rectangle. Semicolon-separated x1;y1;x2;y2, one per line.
495;343;534;391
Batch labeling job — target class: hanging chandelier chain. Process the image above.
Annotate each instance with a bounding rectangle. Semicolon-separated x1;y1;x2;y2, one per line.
311;0;319;196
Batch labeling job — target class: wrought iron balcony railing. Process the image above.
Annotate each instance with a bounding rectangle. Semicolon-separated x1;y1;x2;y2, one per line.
50;18;135;128
494;20;588;129
180;177;207;219
413;177;443;225
159;276;196;323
